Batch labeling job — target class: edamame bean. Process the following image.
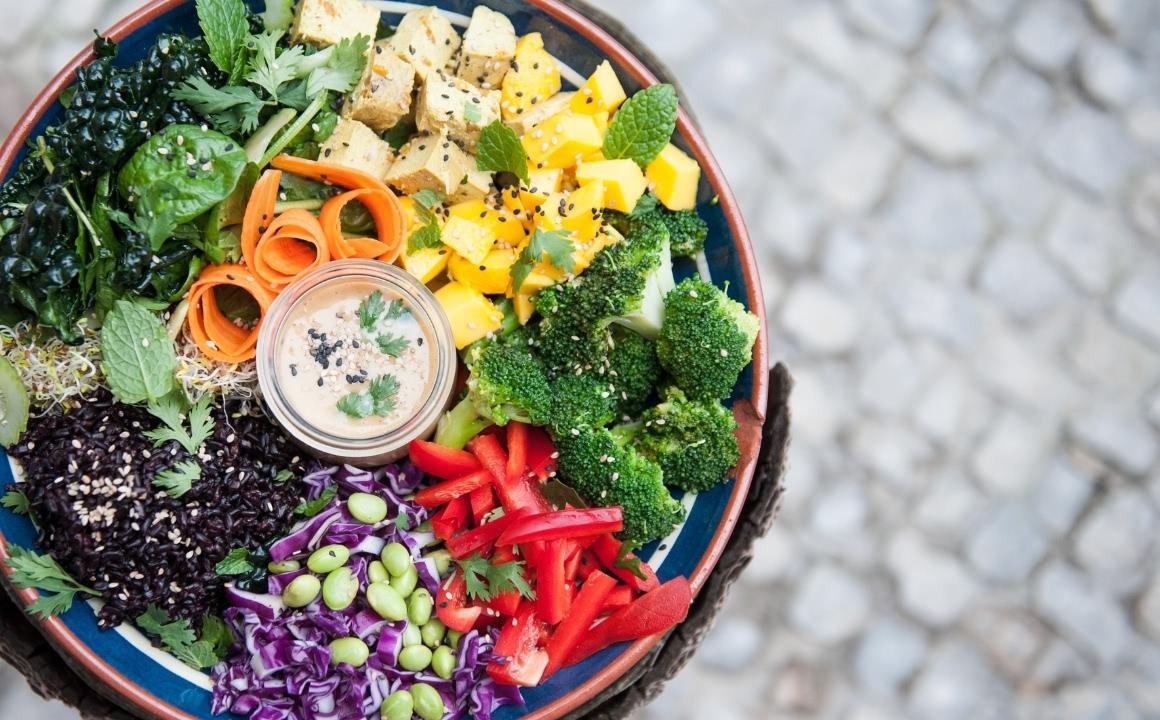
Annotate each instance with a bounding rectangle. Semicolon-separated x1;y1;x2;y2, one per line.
307;544;350;574
329;637;370;667
390;563;419;598
416;520;434;534
381;542;411;577
427;549;452;576
366;581;408;621
408;588;434;626
380;690;414;720
431;645;456;680
402;621;423;647
398;644;433;672
368;560;389;584
411;683;445;720
421;618;446;648
348;492;388;524
267;559;300;574
282;574;321;608
446;630;462;650
322;567;359;610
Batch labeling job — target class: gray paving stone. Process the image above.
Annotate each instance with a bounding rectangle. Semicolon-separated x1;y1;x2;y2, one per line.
821;226;872;290
1069;308;1160;393
979;59;1055;139
1044;193;1131;294
887;273;983;350
1139;576;1160;641
1031;638;1092;687
743;522;799;586
914;471;985;543
790;563;872;645
810;482;871;539
974;152;1057;232
781;280;861;354
698;615;765;672
1035;560;1134;667
1079;41;1140;109
1072;485;1157;588
851;420;935;490
888;529;980;627
1033;456;1096;537
1069;404;1159;476
1012;0;1086;72
908;639;1009;720
913;365;992;447
845;0;935;51
971;408;1056;496
858;342;940;417
1114;263;1160;348
1040;105;1139;197
757;176;824;267
1129;171;1160;240
893;84;992;163
969;607;1050;680
855;617;928;694
760;64;854;172
967;505;1049;583
884;159;990;247
978;240;1069;321
923;7;989;92
814;116;899;213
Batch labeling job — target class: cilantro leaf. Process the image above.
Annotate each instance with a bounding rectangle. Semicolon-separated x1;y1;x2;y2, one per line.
458;554;534;602
6;545;97;618
276;469;294;483
511;228;574;291
303;36;371;96
100;300;178;405
1;490;30;515
384;299;410;321
152;460;202;498
464;100;482;124
245;31;306;100
369;374;400;415
459;555;492;601
337;392;374;419
376;333;409;357
137;605;218;669
476;121;529;184
145;393;216;455
200;615;234;660
406;193;443;253
195;0;250;78
603;84;679;167
214;548;254;576
359;291;386;332
296;485;338;517
172;77;267;136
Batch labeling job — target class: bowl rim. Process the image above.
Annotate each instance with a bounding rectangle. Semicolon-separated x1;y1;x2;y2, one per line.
0;1;769;718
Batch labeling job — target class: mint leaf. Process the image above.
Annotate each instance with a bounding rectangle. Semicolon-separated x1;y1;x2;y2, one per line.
337;392;374;419
1;490;30;515
195;0;249;78
511;228;574;291
375;333;409;357
296;485;338;517
412;189;444;212
476;121;529;184
627;192;660;219
214;548;254;576
464;100;482;124
275;469;294;483
100;300;178;405
359;291;386;331
603;84;678;167
152;460;202;498
408;222;442;253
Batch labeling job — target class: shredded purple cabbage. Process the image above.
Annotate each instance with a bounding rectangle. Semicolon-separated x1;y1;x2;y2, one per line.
211;463;523;720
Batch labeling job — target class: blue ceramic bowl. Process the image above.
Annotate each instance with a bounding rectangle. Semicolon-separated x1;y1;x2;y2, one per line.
0;2;768;718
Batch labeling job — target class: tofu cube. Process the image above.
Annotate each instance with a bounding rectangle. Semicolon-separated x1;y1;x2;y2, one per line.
441;215;497;266
344;42;415;131
570;61;627;115
448;169;496;205
319;117;395;180
415;72;501;152
434;281;504;348
575;159;648;213
385;133;472;195
291;0;380;48
522;111;603;171
646;144;701;211
457;6;518;90
501;33;562;122
388;7;462;82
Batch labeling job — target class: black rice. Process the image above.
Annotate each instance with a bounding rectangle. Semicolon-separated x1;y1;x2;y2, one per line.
7;390;310;628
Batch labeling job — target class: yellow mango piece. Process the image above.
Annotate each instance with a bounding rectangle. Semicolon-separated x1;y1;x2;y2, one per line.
646;143;701;211
522;111;603;170
572;226;620;275
448;248;517;295
401;247;450;285
501;33;561;122
528;168;564;194
575;159;647;213
570;61;627;115
434;282;504;348
513;292;536;324
441;215;497;266
558;181;605;244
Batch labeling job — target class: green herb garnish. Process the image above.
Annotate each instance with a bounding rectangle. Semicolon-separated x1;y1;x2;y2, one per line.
458;553;534;602
407;191;444;253
603;84;678;167
195;0;250;81
137;605;219;669
152;460;202;499
296;485;338;517
511;228;574;291
476;121;530;184
337;374;400;419
5;545;98;618
145;393;216;455
100;300;179;405
359;290;387;331
1;490;30;515
375;333;410;357
214;547;255;576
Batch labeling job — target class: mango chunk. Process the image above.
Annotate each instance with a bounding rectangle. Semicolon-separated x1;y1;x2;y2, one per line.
441;215;497;266
558;181;605;244
434;281;504;348
571;61;626;115
573;225;621;275
646;143;701;211
501;33;561;122
522;111;603;170
575;159;647;213
448;247;517;295
402;247;450;284
513;292;536;324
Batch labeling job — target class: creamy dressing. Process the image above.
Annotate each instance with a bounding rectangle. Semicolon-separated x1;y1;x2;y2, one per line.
275;280;435;439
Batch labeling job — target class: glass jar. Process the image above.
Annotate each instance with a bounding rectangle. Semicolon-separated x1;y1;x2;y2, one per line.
256;260;457;466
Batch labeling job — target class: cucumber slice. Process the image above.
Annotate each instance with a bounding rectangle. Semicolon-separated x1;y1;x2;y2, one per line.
0;357;29;448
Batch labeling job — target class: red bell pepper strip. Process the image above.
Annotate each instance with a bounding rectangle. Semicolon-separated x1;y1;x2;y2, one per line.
409;439;481;479
431;496;470;542
543;570;617;678
468;485;498;526
498;508;624;546
446;507;530;559
488;602;549;687
525;427;557;481
591;535;660;593
435;573;483;633
537;540;572;625
564;545;586;580
415;469;492;509
468;434;508;485
600;585;635;614
506;422;528;484
565;577;692;667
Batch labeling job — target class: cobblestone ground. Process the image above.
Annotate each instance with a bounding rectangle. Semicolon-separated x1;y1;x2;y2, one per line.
1;1;1159;719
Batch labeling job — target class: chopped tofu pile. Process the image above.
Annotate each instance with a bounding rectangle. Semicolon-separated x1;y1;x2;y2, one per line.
290;1;704;343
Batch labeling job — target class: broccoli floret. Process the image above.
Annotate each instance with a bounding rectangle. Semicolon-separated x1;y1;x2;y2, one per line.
606;327;662;418
657;278;759;401
548;372;617;437
435;340;552;447
535;222;675;373
626;208;708;259
554;427;686;546
627;387;740;493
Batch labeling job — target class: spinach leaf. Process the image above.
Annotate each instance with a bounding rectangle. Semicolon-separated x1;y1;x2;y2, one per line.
118;125;248;225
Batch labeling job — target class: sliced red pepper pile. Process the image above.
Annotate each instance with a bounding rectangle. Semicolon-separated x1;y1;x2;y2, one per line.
411;424;693;688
